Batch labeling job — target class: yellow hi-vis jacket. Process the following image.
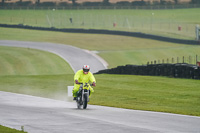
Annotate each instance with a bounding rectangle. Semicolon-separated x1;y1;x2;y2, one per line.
73;69;96;97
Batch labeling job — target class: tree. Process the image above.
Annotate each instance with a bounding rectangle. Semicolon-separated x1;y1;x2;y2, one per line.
36;0;40;5
1;0;5;6
174;0;178;4
190;0;200;4
160;0;166;5
102;0;110;6
69;0;77;6
17;0;22;5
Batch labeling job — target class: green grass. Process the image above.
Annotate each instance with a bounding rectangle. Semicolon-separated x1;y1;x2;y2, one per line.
92;74;200;116
0;46;74;75
0;8;200;39
0;125;27;133
99;45;200;67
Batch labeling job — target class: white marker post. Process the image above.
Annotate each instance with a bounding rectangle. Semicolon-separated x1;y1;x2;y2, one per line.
68;86;74;97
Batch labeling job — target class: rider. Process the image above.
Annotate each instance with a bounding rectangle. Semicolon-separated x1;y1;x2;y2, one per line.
73;65;96;100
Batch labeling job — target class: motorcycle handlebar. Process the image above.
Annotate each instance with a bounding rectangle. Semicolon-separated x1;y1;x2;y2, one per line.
77;82;93;86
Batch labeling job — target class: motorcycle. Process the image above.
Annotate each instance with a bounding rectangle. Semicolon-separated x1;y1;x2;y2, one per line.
76;83;92;109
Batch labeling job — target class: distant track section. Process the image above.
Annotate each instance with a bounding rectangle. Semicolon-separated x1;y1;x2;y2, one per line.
0;24;199;45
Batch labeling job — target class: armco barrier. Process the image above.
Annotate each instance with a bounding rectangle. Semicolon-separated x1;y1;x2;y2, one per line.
95;63;200;79
0;24;199;45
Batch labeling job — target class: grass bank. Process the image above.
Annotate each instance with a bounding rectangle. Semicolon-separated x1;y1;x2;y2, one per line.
0;46;74;101
0;46;74;75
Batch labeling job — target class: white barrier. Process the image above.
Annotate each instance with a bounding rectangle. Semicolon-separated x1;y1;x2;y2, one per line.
67;86;74;97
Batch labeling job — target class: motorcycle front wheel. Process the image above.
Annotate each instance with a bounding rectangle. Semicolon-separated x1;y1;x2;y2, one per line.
83;94;88;109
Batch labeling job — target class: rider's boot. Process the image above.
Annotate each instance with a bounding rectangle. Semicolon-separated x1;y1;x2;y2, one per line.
73;97;77;100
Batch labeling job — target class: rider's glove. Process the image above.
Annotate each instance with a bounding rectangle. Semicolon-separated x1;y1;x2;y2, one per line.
75;80;79;84
92;82;96;87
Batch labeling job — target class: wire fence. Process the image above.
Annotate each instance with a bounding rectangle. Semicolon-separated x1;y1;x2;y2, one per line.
0;11;197;39
147;55;200;66
0;4;199;39
1;4;200;10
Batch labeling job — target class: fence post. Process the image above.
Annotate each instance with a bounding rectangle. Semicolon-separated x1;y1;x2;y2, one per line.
177;57;179;63
196;55;198;65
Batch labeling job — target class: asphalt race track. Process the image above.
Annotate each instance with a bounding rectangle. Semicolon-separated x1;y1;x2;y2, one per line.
0;91;200;133
0;40;200;133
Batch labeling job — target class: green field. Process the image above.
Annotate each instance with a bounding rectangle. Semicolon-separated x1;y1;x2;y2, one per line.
0;8;200;39
0;8;200;132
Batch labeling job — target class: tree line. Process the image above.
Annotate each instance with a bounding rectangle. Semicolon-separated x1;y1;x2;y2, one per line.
1;0;200;6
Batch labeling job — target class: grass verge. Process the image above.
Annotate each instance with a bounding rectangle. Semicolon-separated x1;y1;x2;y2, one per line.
0;74;73;101
92;74;200;116
0;46;74;75
0;125;27;133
